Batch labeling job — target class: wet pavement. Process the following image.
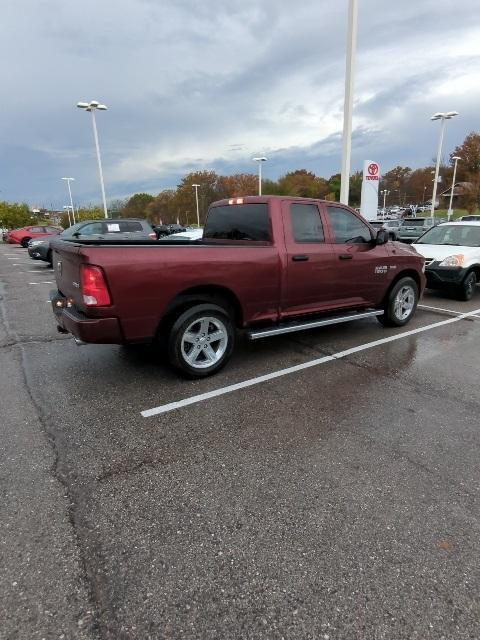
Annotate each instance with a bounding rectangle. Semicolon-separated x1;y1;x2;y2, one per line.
1;242;480;639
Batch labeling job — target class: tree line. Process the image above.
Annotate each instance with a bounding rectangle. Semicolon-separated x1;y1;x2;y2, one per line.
111;131;480;225
2;132;479;230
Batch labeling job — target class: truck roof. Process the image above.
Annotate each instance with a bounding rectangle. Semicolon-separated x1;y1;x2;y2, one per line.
211;195;333;207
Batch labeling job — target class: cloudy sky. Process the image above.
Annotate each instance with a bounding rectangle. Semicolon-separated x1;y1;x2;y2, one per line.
1;0;479;208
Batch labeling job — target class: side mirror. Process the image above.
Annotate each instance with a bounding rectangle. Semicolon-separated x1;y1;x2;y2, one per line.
72;231;81;238
375;228;389;245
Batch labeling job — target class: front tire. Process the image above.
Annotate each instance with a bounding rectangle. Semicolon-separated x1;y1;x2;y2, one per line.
456;270;476;301
378;277;419;327
168;304;235;378
21;237;31;248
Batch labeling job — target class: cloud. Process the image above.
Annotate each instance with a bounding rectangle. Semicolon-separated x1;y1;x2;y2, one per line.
1;0;479;205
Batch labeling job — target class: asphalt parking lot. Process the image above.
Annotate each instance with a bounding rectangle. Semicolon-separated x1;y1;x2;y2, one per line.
1;242;480;640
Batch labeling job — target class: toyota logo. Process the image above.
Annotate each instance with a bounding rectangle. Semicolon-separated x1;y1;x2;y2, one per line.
368;163;379;176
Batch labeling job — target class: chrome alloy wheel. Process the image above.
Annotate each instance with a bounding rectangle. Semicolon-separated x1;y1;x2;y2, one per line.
393;285;415;321
180;316;228;369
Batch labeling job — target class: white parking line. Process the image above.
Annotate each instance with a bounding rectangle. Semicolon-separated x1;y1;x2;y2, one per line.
418;304;463;316
419;303;480;320
28;281;54;285
141;307;480;418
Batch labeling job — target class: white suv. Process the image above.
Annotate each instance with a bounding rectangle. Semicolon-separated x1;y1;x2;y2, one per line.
413;222;480;300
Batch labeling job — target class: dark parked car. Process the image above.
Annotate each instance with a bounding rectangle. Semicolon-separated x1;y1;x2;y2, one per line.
28;218;156;264
153;224;170;238
397;217;441;243
167;224;187;234
153;223;187;239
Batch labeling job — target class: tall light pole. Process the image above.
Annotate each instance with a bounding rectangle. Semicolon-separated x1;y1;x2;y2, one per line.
253;157;267;195
62;177;76;224
63;205;73;227
448;156;461;220
192;184;200;227
380;189;390;217
77;100;108;218
430;111;458;218
340;0;358;205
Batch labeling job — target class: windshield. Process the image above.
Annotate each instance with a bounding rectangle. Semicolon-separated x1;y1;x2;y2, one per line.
416;225;480;247
60;223;84;237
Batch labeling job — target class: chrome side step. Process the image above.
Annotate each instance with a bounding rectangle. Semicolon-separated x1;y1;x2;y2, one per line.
247;309;384;340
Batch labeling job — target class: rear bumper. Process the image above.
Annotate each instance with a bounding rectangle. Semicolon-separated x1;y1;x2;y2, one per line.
425;266;466;288
50;290;123;344
28;245;50;261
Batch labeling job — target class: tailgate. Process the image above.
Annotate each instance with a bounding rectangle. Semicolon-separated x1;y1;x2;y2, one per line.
50;239;84;306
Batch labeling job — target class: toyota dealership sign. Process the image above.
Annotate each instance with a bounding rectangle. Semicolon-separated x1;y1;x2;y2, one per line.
360;160;380;220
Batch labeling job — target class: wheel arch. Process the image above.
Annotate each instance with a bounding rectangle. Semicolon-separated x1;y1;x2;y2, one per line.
466;264;480;280
381;269;421;306
157;285;243;339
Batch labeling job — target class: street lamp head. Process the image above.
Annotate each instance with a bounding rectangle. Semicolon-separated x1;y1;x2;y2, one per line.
253;157;267;162
62;177;75;181
192;183;200;188
452;156;461;161
430;110;458;121
77;100;107;111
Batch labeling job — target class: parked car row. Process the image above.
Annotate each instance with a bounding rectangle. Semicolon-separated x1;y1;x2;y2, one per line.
2;219;204;265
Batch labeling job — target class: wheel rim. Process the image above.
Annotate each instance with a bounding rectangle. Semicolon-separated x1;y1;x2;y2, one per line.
393;285;415;321
180;316;228;369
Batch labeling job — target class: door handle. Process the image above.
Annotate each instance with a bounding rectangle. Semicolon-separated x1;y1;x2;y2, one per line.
339;254;353;260
292;254;309;262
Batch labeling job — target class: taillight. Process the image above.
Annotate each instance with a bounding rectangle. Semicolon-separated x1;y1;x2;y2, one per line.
80;264;111;306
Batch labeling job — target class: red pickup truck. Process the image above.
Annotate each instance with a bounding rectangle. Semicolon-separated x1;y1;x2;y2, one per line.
50;196;425;377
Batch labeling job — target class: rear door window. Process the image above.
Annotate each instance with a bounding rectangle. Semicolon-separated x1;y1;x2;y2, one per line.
326;206;373;243
30;227;44;233
118;221;144;233
204;204;270;241
290;203;324;243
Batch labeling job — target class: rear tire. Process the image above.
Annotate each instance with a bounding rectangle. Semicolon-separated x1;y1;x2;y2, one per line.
46;249;52;266
377;277;419;327
21;237;31;248
168;303;235;378
456;270;476;301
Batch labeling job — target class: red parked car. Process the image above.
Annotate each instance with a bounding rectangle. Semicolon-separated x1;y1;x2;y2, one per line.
7;225;63;247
